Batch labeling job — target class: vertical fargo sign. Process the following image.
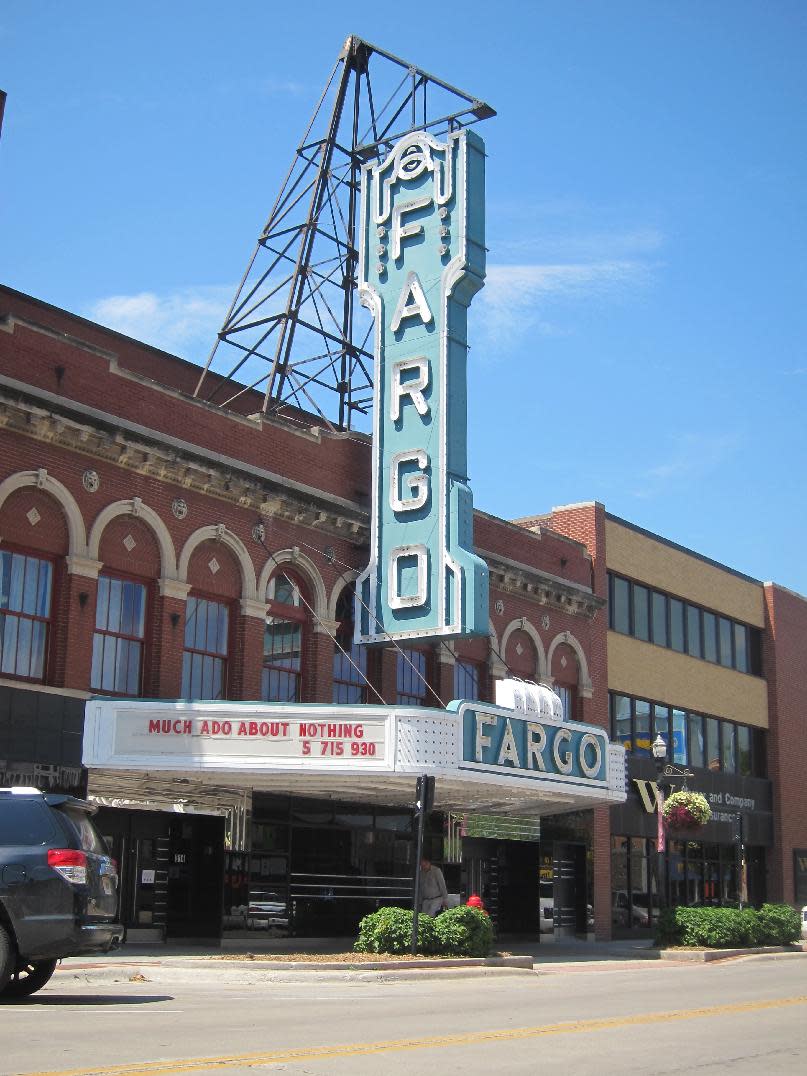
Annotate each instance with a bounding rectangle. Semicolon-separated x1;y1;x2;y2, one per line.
355;129;488;643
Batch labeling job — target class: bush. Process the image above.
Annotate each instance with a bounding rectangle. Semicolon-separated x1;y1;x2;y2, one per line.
654;904;800;949
433;905;495;957
756;903;801;945
354;907;437;954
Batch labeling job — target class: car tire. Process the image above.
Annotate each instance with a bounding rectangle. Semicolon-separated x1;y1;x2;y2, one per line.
0;958;58;1000
0;925;15;992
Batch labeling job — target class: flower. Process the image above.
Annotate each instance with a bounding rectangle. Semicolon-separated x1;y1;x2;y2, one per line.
662;790;712;829
466;894;488;915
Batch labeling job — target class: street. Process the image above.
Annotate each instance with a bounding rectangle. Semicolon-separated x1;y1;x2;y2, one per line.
2;954;806;1075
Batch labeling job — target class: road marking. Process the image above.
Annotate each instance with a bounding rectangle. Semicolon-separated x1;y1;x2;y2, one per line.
23;994;807;1076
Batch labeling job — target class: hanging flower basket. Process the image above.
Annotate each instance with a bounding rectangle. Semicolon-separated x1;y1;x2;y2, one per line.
662;790;712;830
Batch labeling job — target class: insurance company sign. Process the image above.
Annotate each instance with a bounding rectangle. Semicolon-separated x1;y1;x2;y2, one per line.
355;128;489;643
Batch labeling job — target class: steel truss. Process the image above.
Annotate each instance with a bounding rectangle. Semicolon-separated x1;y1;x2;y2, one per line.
192;35;494;431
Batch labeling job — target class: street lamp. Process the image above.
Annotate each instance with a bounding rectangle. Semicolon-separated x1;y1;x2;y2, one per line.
651;735;695;912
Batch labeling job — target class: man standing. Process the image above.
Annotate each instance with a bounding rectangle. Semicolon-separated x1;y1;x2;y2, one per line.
420;857;448;916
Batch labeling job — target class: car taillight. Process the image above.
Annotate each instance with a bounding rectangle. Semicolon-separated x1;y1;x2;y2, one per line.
48;848;87;885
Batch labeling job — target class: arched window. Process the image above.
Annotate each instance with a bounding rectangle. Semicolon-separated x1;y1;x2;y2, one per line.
332;586;367;704
263;571;308;702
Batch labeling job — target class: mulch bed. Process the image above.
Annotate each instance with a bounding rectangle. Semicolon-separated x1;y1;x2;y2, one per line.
214;951;512;963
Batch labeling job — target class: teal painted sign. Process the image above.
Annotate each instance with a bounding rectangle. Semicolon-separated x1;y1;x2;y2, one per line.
355;129;489;643
454;702;609;786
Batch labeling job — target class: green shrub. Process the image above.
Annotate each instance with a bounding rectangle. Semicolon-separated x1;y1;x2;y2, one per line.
354;906;437;954
654;904;800;949
756;903;801;945
433;905;494;957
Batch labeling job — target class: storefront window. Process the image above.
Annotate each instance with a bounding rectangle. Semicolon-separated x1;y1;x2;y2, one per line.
705;718;720;771
688;713;704;768
737;725;752;777
0;549;52;681
672;709;687;765
653;703;670;748
91;575;146;695
722;723;736;774
182;596;229;699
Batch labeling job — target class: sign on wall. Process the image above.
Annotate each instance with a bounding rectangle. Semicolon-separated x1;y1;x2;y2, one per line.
355;129;489;644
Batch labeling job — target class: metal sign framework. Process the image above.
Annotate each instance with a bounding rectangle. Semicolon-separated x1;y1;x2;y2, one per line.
192;35;494;431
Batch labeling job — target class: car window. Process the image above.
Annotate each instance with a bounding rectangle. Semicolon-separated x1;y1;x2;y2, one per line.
0;799;58;846
58;806;108;854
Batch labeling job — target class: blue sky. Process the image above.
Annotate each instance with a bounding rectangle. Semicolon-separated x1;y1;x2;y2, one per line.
2;2;805;594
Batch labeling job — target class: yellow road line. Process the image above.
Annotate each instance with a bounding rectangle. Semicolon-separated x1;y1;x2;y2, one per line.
25;994;807;1076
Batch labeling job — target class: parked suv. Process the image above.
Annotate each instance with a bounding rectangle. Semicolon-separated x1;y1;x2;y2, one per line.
0;787;123;999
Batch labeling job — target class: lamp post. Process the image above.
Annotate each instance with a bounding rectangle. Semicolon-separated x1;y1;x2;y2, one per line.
651;735;695;914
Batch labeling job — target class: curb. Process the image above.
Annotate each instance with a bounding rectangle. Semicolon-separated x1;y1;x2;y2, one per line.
658;945;807;963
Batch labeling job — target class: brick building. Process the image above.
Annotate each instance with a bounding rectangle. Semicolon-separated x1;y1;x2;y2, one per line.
2;284;805;941
520;503;807;933
0;285;608;941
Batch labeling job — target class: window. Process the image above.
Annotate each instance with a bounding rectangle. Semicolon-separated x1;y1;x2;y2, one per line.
671;709;687;765
686;604;702;658
332;587;367;704
669;599;685;653
634;699;651;757
702;612;718;663
688;712;704;768
263;573;307;703
396;648;430;706
633;585;650;641
612;694;632;750
610;575;630;634
733;623;748;674
718;617;733;668
705;717;720;771
653;703;670;748
0;550;52;681
182;596;229;699
91;575;146;695
721;722;736;774
737;724;752;777
555;684;576;721
651;592;668;647
454;659;482;702
607;575;759;675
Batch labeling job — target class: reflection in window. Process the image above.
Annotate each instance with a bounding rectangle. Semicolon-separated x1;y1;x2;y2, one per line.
182;597;229;699
672;709;687;765
670;599;685;652
718;617;733;668
703;612;718;663
721;722;736;773
0;550;52;680
91;575;146;695
653;703;670;747
737;725;752;776
734;623;748;673
688;713;704;768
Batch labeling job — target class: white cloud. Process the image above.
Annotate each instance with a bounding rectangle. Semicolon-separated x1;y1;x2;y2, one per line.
87;285;233;360
477;260;648;350
630;433;740;499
